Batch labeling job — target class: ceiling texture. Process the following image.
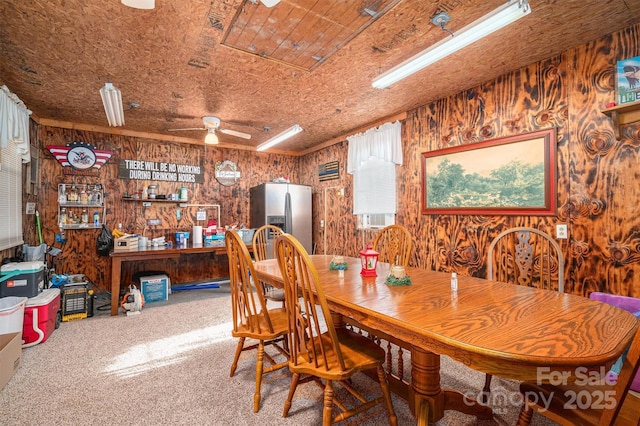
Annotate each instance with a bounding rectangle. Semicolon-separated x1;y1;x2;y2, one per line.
1;0;640;154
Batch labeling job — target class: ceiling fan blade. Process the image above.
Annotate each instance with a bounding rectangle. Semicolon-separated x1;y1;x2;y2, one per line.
220;128;251;139
167;127;206;132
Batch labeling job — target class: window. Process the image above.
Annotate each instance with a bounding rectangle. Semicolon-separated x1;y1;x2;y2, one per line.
347;121;402;229
0;140;24;250
0;85;31;251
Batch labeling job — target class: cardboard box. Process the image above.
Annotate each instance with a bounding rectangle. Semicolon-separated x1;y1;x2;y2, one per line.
140;274;170;303
0;332;22;390
617;55;640;105
23;288;61;347
0;261;45;298
114;235;139;252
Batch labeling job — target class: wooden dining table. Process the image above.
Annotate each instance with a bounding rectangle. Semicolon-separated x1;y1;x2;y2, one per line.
253;255;639;425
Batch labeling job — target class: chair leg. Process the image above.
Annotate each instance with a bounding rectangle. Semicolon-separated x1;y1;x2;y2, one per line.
481;373;492;404
377;365;398;426
516;400;534;426
323;380;334;426
229;337;245;377
254;340;265;413
283;372;300;417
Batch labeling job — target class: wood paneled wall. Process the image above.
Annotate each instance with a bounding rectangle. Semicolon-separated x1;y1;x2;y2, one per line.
299;24;640;298
10;127;300;294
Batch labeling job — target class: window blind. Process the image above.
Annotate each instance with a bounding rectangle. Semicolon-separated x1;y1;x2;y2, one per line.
0;140;24;250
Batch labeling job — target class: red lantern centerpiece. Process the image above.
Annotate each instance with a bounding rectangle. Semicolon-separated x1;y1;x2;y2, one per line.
359;243;379;277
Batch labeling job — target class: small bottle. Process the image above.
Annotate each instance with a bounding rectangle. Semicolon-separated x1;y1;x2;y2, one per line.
79;186;88;204
58;184;67;204
118;223;123;233
142;186;148;199
59;208;67;226
81;209;89;224
93;212;100;227
451;272;458;291
68;185;78;203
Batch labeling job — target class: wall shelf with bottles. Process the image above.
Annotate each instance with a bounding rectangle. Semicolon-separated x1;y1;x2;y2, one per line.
58;184;106;230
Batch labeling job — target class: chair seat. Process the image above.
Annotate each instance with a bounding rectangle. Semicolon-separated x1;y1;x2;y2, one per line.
232;307;288;340
290;328;385;381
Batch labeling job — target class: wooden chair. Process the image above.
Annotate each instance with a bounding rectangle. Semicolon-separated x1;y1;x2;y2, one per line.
275;233;398;426
516;325;640;425
252;225;286;305
372;224;413;267
483;226;565;402
225;230;289;413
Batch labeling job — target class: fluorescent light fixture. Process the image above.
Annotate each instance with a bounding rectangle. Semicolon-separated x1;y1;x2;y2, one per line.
99;83;125;127
121;0;155;9
372;0;531;89
205;129;219;145
257;124;303;151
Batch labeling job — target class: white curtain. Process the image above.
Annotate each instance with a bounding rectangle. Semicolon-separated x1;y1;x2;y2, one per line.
1;85;32;162
347;121;402;215
346;120;402;174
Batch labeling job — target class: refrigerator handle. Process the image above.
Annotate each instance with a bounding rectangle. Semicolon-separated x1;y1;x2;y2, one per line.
284;191;292;234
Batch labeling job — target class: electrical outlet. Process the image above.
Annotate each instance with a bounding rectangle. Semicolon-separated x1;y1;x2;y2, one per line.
148;218;161;226
320;220;325;228
556;224;568;239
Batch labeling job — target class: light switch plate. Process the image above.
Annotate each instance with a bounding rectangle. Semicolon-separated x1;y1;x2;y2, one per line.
197;210;206;221
26;202;36;214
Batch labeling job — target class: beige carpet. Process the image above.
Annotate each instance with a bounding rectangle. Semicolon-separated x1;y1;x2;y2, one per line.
0;288;557;425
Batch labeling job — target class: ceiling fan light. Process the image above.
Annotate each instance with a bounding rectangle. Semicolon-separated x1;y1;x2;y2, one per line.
205;130;219;145
260;0;281;7
121;0;155;9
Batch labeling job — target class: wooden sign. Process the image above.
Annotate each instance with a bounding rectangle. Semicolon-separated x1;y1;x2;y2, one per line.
118;159;204;183
319;161;339;181
215;160;240;186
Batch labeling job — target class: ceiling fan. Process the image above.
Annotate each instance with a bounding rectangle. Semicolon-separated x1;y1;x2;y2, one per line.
168;116;252;144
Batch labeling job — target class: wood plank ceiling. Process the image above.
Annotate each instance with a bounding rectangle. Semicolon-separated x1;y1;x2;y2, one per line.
0;0;639;153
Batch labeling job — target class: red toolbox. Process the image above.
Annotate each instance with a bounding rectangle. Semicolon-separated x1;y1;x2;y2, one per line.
22;288;61;348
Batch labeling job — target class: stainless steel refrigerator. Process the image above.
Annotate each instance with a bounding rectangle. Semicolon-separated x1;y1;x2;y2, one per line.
250;183;313;254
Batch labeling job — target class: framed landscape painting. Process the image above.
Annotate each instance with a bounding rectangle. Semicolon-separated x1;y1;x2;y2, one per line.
421;128;557;215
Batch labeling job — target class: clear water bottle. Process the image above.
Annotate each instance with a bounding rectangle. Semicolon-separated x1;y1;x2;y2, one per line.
451;272;458;291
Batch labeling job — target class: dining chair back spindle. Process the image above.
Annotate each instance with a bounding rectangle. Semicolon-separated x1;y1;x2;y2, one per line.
226;230;289;413
252;225;286;305
275;233;398;426
483;226;565;402
372;224;413;267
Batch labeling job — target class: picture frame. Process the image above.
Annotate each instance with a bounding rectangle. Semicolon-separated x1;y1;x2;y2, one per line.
421;128;557;215
616;55;640;105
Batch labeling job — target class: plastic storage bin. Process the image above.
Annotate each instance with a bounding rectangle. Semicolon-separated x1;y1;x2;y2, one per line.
0;261;45;298
0;296;28;335
22;288;61;347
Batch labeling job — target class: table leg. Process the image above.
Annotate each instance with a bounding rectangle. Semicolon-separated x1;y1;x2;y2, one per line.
410;346;444;424
110;256;122;316
409;346;493;424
